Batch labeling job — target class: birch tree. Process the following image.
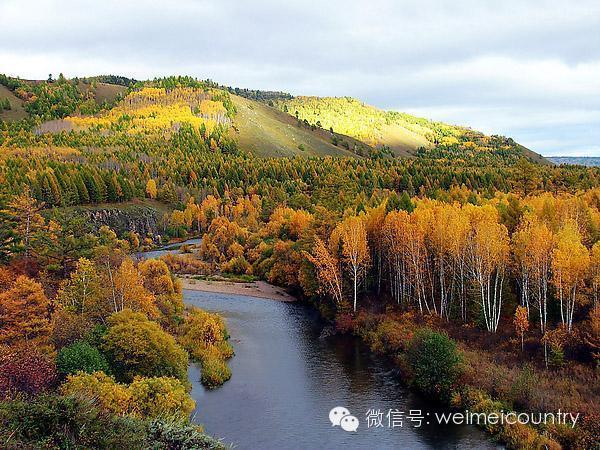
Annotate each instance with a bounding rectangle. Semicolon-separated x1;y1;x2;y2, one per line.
339;216;370;312
552;222;590;332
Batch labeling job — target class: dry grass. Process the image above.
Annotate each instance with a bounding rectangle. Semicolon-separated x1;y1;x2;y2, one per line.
0;85;27;121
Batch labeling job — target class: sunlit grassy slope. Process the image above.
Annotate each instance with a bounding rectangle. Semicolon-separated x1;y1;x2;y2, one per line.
276;96;439;156
0;85;27;121
88;82;127;104
231;94;371;157
276;96;549;163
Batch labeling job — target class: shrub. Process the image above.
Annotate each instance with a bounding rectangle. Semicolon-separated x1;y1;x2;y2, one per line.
61;372;195;421
0;395;147;449
335;312;355;333
221;256;251;275
198;346;232;388
83;323;108;348
499;421;561;450
364;317;414;355
56;341;109;377
407;328;461;401
61;371;132;415
0;346;57;399
147;419;226;449
178;307;233;388
103;310;188;383
0;396;222;448
129;376;195;421
50;308;92;349
509;365;537;410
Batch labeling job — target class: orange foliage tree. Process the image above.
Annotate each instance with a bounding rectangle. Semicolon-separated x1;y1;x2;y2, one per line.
0;276;51;347
514;305;529;351
305;237;344;307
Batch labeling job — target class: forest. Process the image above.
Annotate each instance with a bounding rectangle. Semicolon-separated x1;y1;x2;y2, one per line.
0;74;599;449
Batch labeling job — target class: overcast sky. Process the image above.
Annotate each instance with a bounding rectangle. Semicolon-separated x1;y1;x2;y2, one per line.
1;0;599;156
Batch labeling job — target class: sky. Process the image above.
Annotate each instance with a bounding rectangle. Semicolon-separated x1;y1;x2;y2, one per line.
1;0;599;157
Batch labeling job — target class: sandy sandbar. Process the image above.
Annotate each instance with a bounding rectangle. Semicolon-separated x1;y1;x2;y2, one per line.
179;276;296;302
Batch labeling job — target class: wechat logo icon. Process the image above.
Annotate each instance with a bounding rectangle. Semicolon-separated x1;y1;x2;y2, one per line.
329;406;359;432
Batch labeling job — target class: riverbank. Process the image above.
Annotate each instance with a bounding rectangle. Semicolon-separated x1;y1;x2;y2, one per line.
338;310;596;449
179;275;296;302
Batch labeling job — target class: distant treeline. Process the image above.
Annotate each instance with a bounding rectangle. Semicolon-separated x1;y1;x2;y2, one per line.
86;75;138;87
222;85;293;104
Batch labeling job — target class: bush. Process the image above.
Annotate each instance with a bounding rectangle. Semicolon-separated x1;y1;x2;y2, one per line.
56;341;109;377
129;376;195;421
509;365;537;410
221;256;251;275
103;310;188;383
363;317;415;355
147;419;226;449
178;307;233;388
0;394;147;449
61;372;194;421
407;328;461;401
0;346;57;399
0;395;221;449
500;421;561;450
50;309;92;349
198;346;232;389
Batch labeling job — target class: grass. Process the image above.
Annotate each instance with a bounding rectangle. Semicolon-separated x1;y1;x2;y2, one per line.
190;273;257;283
231;94;371;158
92;82;127;104
0;85;27;122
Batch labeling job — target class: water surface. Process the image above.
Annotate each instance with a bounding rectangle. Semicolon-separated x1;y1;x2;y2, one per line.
185;290;498;450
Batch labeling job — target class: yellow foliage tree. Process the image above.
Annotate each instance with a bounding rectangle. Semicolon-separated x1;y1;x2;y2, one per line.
146;179;157;199
590;241;600;309
57;258;104;319
514;305;529;351
338;215;370;312
466;206;509;333
114;257;159;318
552;222;590;332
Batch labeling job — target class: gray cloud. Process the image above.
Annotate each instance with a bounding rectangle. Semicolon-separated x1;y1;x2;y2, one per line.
1;0;599;156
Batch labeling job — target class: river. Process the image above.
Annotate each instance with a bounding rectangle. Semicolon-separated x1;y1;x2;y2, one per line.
146;242;498;449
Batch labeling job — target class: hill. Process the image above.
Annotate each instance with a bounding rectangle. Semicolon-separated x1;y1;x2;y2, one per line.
275;96;549;164
8;77;372;159
0;74;548;164
230;94;371;157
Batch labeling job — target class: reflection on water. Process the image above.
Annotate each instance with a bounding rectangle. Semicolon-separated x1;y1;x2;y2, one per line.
185;290;499;450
